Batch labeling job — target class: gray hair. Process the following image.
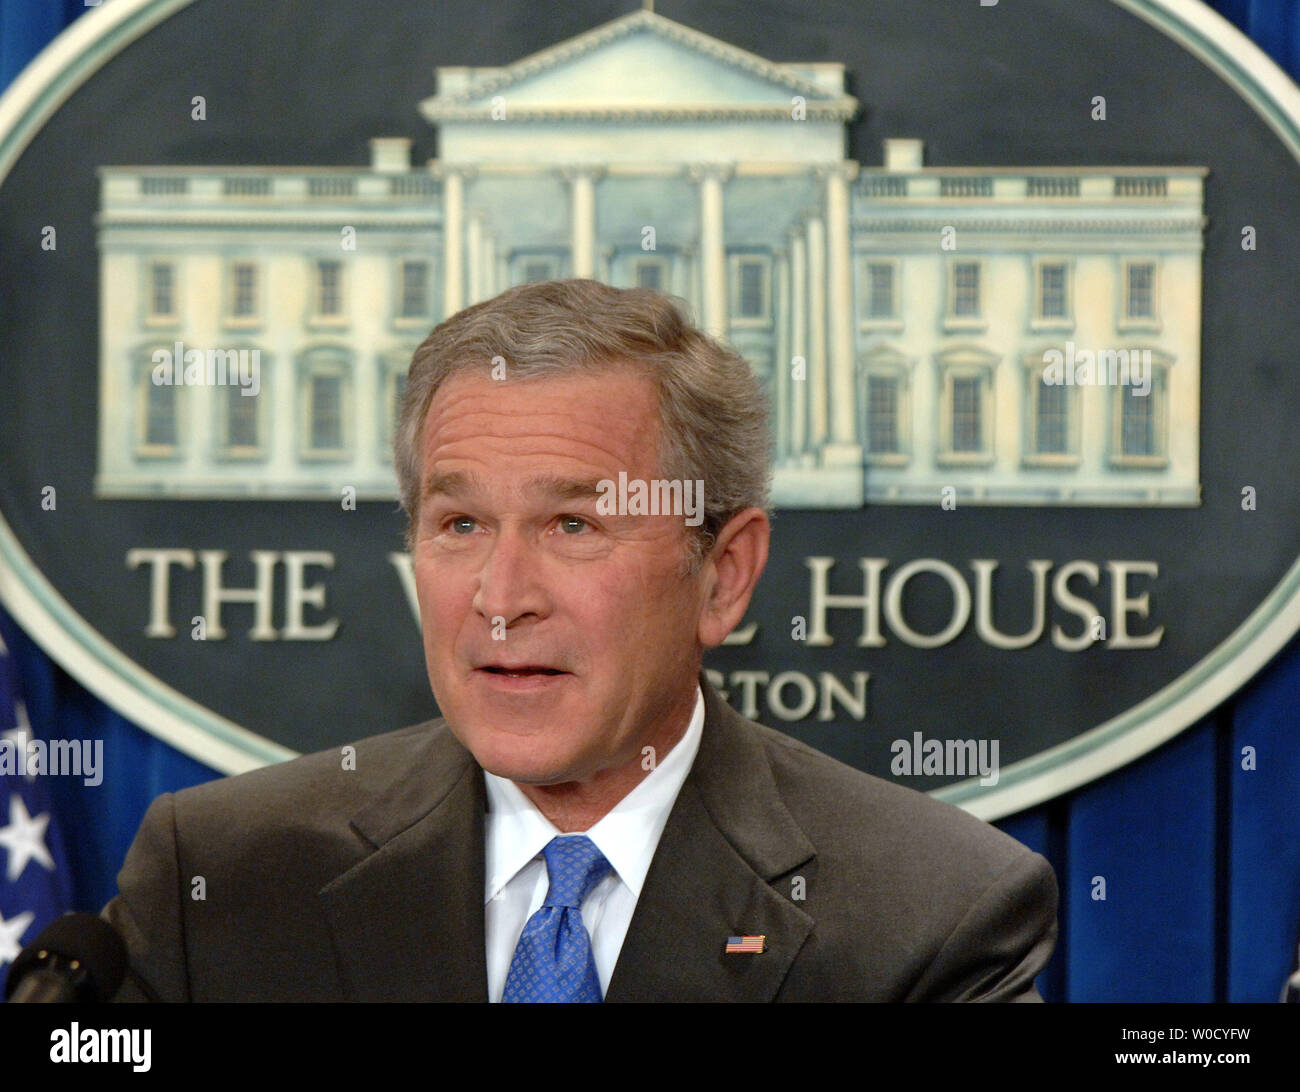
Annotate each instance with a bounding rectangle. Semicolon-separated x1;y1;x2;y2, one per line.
394;278;771;573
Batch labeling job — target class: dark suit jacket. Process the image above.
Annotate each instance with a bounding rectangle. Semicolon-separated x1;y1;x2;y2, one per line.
103;672;1058;1001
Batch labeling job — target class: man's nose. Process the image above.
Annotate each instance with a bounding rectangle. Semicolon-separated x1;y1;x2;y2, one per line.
471;526;548;628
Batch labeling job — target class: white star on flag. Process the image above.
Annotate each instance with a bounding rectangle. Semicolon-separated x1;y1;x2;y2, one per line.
3;711;36;782
0;906;35;968
0;793;55;882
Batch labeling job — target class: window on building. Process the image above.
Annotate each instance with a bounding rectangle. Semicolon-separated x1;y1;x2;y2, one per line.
951;376;982;452
225;383;259;450
952;262;980;317
523;259;553;283
299;348;351;458
1126;262;1156;320
375;353;412;457
1038;262;1068;319
635;260;663;292
737;258;767;318
317;261;342;316
149;262;175;318
866;376;899;453
144;381;177;448
230;262;258;319
1036;378;1069;454
867;263;895;319
310;373;344;451
399;261;429;319
1120;384;1156;456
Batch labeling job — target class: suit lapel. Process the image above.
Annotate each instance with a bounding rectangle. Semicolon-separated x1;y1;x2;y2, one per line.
605;675;816;1002
319;724;489;1001
318;675;815;1002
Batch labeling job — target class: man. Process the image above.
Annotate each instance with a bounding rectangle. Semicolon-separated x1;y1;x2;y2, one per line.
104;279;1057;1002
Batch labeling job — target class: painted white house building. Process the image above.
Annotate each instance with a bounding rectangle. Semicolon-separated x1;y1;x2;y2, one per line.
95;7;1205;507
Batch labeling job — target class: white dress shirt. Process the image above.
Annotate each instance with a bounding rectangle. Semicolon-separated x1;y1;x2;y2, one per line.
482;684;705;1002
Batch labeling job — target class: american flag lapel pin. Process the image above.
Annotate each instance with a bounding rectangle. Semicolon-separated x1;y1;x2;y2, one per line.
725;934;766;954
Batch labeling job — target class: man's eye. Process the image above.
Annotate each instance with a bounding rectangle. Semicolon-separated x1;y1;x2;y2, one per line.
447;517;476;534
558;515;589;534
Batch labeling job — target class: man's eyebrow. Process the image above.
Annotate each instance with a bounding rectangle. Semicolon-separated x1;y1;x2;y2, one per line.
422;469;479;500
422;470;606;502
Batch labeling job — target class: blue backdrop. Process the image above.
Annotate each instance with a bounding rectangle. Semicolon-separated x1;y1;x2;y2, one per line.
2;0;1298;1002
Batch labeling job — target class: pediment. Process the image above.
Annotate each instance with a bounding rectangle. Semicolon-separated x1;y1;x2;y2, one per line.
421;10;857;122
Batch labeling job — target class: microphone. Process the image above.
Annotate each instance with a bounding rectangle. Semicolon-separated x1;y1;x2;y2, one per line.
1284;946;1300;1003
4;912;128;1003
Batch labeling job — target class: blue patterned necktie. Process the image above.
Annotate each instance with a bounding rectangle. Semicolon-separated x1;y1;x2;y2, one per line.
501;835;612;1003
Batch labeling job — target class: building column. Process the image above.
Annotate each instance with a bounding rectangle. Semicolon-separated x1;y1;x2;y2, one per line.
774;245;791;462
788;226;808;463
353;345;378;475
436;164;473;316
822;162;860;462
466;211;484;305
804;207;828;453
563;166;603;279
272;324;296;483
689;164;734;338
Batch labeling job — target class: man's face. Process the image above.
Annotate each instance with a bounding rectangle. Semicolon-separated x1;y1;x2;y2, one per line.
412;367;709;786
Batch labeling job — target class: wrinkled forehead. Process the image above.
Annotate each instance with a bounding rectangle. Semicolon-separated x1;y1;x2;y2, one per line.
418;368;666;483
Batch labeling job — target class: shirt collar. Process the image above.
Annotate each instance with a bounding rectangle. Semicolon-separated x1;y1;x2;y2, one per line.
483;683;705;903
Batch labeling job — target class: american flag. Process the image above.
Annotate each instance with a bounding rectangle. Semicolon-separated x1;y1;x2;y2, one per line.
0;612;73;980
725;934;766;954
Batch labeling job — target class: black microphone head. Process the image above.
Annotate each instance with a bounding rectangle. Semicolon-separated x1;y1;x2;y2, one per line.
4;912;128;1003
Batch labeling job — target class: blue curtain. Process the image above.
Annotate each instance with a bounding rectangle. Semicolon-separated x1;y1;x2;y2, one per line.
0;1;85;89
2;0;1298;1001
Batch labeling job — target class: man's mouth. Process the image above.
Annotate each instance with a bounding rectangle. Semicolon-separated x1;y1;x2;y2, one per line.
477;666;568;678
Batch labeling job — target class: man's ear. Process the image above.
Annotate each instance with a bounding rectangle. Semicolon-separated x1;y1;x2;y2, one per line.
697;507;770;649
